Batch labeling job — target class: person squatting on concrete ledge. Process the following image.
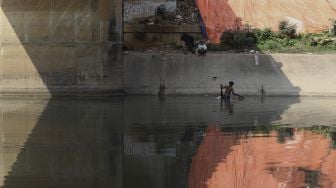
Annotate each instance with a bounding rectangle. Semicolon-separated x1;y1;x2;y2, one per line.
196;40;207;55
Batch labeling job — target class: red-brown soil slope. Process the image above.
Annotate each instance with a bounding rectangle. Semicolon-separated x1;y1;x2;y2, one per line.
196;0;336;42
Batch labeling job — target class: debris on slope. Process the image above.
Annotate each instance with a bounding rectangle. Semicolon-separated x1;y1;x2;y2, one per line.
126;0;200;25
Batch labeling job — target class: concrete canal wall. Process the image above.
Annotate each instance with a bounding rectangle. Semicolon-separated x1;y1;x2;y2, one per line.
124;52;336;96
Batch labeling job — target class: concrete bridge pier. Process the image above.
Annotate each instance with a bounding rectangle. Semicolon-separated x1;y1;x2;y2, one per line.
0;0;125;96
108;0;124;94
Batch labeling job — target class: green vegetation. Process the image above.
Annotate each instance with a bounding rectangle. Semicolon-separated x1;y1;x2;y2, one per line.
303;126;336;149
211;21;336;53
256;30;336;53
220;125;336;146
278;20;297;39
330;19;336;36
219;30;256;50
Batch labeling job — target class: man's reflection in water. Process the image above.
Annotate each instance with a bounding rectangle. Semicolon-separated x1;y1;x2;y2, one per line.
220;97;244;115
221;98;234;115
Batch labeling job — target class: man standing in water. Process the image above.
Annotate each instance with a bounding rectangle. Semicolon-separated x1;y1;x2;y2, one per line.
220;81;243;99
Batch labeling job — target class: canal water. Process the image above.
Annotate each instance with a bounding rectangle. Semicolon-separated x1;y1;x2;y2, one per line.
0;96;336;188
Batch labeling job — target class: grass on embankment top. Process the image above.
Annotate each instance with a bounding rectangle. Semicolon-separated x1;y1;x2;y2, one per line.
206;29;336;54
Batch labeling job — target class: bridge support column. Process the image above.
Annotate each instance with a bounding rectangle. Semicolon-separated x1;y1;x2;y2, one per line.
99;0;124;93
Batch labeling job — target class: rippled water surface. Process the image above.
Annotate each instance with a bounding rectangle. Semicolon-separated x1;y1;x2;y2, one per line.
1;96;336;188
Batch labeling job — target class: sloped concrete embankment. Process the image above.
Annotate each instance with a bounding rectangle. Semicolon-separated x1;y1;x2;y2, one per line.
124;52;336;96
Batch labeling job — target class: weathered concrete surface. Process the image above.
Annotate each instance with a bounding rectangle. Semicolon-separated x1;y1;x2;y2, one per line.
124;52;336;96
0;0;123;96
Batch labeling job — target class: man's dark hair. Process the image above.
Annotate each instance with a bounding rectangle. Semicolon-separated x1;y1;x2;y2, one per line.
229;81;234;85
